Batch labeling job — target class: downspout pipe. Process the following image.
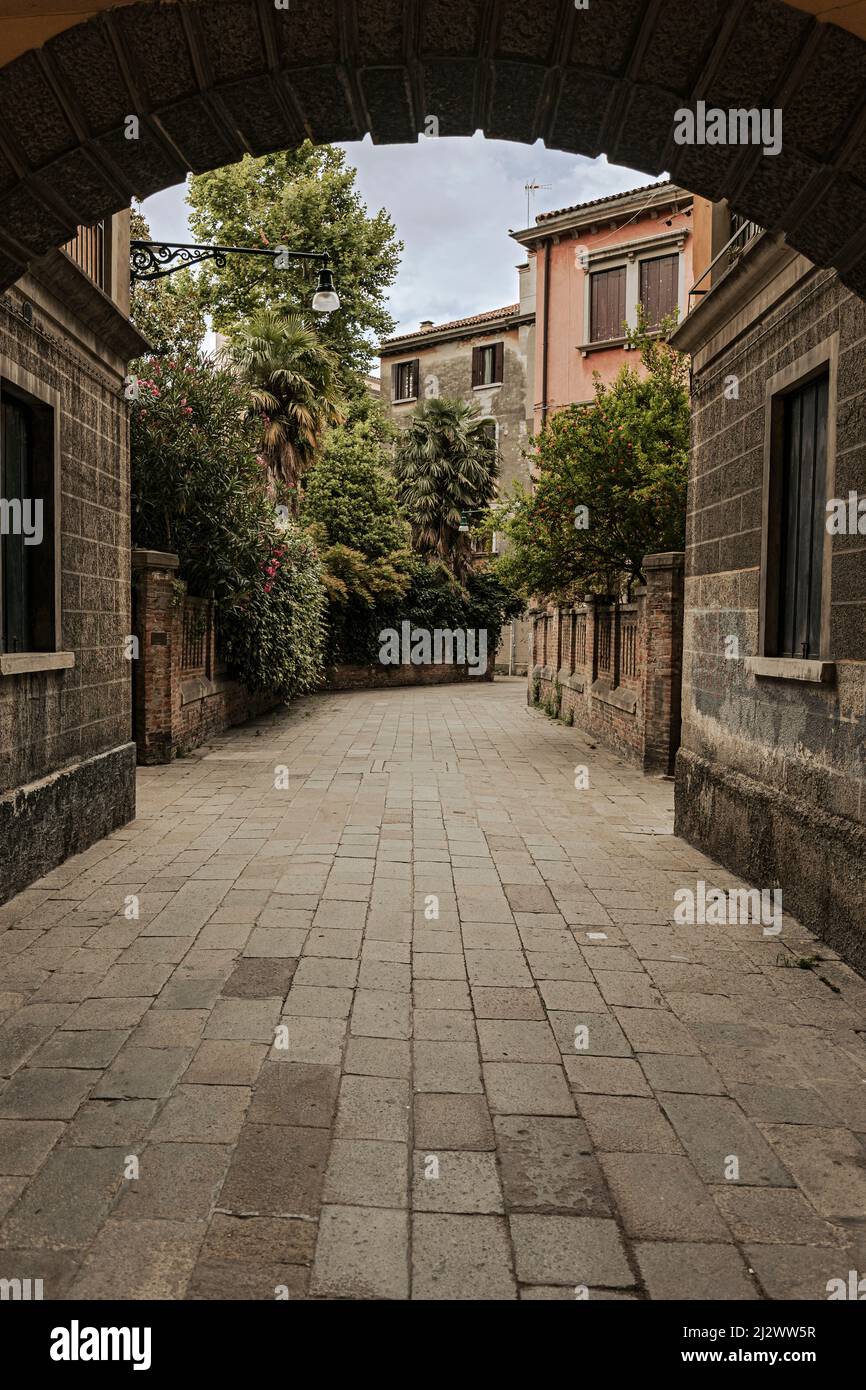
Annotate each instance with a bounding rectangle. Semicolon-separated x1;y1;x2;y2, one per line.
540;239;551;427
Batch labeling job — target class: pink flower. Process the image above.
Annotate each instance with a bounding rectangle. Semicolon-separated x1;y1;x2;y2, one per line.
264;582;273;593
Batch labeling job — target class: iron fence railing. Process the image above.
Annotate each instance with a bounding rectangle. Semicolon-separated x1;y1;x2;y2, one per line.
688;215;763;313
181;599;209;674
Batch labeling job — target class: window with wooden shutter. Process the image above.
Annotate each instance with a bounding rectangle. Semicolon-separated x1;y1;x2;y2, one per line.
474;344;503;387
776;373;829;659
0;384;55;655
590;266;626;343
392;359;419;402
639;254;679;327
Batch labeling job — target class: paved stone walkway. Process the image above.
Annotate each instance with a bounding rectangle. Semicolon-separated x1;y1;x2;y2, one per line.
1;679;866;1301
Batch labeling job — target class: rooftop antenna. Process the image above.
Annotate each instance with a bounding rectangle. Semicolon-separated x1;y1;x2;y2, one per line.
524;178;552;226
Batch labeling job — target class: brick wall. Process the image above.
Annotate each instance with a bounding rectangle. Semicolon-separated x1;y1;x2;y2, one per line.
132;551;278;763
324;660;494;693
528;552;684;775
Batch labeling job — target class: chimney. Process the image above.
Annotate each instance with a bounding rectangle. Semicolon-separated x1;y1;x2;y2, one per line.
420;319;434;328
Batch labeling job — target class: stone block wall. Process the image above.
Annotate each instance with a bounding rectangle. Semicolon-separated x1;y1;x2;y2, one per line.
528;552;685;775
673;254;866;968
0;268;138;906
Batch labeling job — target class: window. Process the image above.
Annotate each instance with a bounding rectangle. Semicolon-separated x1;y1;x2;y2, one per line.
472;343;504;387
639;253;678;327
64;219;110;293
392;359;419;402
775;373;829;659
0;381;56;655
590;266;626;343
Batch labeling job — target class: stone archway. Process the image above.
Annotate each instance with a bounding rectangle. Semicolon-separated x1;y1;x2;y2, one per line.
1;0;866;297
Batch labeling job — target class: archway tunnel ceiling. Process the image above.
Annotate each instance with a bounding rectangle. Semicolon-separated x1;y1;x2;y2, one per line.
2;0;866;299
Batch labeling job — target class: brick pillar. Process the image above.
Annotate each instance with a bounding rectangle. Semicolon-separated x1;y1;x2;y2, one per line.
585;594;599;681
132;548;180;765
641;551;685;775
551;606;564;673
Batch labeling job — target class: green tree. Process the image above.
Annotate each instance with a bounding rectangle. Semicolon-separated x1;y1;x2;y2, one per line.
129;206;207;359
227;308;345;506
302;420;413;665
131;355;326;698
491;322;689;601
304;420;406;559
393;397;500;579
187;145;402;380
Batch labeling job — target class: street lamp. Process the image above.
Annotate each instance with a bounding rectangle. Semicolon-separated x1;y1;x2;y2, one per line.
130;240;339;313
312;265;340;314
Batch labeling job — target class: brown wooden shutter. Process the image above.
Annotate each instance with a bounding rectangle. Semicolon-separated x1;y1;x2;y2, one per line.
590;267;626;342
494;342;504;383
391;363;399;399
639;254;678;326
410;359;420;398
471;346;482;387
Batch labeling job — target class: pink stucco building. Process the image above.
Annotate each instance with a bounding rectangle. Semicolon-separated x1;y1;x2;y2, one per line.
511;181;695;429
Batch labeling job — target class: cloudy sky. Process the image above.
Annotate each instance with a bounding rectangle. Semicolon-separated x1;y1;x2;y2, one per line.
141;135;657;342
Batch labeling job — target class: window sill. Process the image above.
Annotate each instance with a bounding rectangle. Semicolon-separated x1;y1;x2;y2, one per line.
579;329;662;357
0;651;75;676
473;382;502;390
744;656;835;684
392;396;417;405
579;337;629;356
591;678;638;714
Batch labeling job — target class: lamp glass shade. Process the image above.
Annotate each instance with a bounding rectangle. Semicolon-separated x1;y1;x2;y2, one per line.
312;266;340;314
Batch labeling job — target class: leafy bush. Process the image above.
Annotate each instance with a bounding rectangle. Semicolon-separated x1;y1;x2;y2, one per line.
131;356;326;698
219;526;326;697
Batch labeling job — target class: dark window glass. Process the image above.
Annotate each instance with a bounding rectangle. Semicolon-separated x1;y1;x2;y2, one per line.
392;360;418;401
777;373;829;659
473;344;504;386
1;387;54;655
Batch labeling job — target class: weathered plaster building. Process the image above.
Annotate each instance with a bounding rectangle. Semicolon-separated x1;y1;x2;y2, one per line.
511;181;694;425
672;205;866;968
0;212;146;903
379;283;535;672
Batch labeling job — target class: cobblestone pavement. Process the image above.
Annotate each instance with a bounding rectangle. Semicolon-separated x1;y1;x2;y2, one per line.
2;679;866;1301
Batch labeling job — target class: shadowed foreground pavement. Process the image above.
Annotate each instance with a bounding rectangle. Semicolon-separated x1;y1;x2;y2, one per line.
1;679;865;1300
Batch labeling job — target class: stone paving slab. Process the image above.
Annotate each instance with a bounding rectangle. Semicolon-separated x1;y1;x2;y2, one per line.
0;680;864;1299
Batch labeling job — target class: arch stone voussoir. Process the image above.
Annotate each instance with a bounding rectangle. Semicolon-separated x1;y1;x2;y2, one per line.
1;0;866;298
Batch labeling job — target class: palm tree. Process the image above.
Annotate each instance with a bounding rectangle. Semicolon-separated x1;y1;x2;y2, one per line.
393;397;499;578
228;309;345;509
